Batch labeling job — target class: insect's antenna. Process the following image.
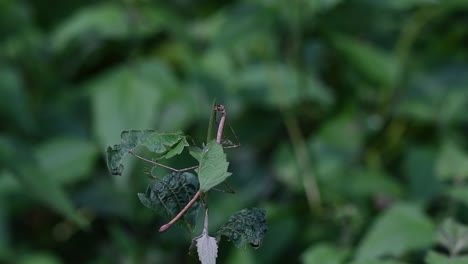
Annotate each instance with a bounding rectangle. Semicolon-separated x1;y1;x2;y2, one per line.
229;121;240;147
222;120;241;149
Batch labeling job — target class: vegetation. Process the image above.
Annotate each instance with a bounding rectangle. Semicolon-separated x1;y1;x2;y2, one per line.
1;0;468;263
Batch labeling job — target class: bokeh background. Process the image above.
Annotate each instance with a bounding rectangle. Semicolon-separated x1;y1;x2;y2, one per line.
1;0;468;263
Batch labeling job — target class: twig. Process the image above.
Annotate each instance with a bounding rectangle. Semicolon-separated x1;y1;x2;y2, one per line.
211;181;236;194
215;104;226;145
159;104;236;232
159;190;201;232
129;150;198;172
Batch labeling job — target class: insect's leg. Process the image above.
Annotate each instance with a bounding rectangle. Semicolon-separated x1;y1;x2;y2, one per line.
129;150;198;172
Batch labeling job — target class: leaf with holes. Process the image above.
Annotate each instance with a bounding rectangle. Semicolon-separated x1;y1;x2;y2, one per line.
138;172;200;231
196;140;231;192
215;208;267;248
107;130;188;175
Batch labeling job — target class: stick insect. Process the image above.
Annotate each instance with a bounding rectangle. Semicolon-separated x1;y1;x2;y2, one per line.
128;104;240;232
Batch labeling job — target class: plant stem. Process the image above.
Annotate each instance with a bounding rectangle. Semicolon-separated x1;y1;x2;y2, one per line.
159;104;229;232
215;104;226;144
283;112;322;212
206;99;217;143
159;190;201;232
129;150;198;172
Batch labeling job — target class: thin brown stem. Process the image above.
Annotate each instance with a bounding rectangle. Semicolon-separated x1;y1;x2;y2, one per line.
159;190;201;232
211;181;236;194
215;104;226;144
221;121;241;149
129;150;198;172
159;104;235;232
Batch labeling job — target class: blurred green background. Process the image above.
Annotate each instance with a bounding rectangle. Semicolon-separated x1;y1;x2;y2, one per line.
1;0;468;263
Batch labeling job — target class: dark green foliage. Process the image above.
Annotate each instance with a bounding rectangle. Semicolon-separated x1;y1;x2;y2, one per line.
216;208;267;249
107;130;188;175
138;172;200;231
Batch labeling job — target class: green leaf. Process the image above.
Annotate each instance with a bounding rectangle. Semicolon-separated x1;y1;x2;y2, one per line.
235;64;334;108
394;66;468;123
0;65;34;132
354;204;434;261
0;199;9;258
435;218;468;256
403;146;441;203
226;248;255;264
330;34;398;87
138;172;200;231
196;140;231;192
107;130;188;176
0;136;87;227
51;3;169;51
372;0;437;10
91;59;177;150
215;208;267;248
189;146;203;162
436;141;468;180
301;244;349;264
35;137;98;185
447;186;468;207
347;169;403;199
425;251;468;264
51;3;127;51
18;252;63;264
351;260;409;264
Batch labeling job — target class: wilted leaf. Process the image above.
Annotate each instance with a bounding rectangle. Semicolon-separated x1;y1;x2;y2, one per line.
197;233;218;264
138;172;200;231
196;140;231;192
354;204;434;261
425;251;468;264
435;218;468;256
301;244;349;264
195;209;218;264
107;130;188;176
215;208;267;248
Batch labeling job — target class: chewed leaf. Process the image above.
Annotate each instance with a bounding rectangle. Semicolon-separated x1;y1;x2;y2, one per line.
138;172;200;231
196;233;218;264
107;130;188;175
215;208;267;248
196;140;231;192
